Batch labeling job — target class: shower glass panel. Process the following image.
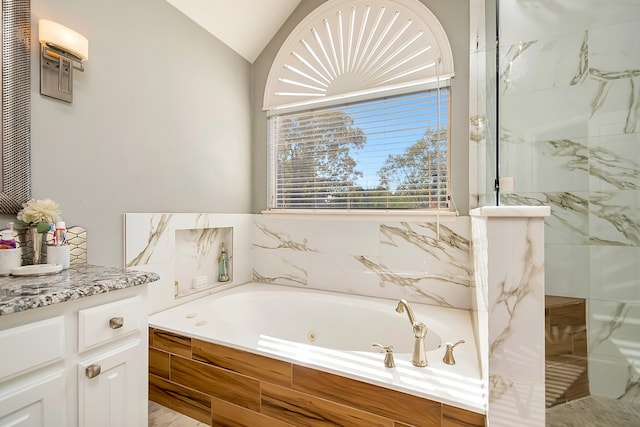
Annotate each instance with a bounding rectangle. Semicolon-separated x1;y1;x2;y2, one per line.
493;0;640;418
469;0;498;209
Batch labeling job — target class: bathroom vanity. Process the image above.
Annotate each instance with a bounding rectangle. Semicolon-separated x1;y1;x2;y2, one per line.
0;265;159;427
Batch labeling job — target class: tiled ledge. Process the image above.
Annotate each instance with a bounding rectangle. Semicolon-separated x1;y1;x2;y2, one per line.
470;206;550;218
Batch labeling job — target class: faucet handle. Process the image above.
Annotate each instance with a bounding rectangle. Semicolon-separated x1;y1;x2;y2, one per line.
373;343;395;368
442;340;465;365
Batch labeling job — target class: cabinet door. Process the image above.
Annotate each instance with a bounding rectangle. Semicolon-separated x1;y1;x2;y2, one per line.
0;370;65;427
78;340;146;427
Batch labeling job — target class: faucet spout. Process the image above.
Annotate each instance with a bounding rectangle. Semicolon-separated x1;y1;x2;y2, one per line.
395;299;416;326
395;299;428;367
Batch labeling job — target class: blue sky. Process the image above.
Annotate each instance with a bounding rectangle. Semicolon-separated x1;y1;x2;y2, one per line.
341;89;450;189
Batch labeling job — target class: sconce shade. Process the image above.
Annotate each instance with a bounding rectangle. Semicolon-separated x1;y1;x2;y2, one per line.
38;19;88;61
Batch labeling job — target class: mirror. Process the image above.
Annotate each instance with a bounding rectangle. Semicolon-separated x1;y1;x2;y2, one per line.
0;0;31;214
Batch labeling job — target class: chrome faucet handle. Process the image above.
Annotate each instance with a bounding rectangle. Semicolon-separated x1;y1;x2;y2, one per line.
442;340;465;365
372;343;395;368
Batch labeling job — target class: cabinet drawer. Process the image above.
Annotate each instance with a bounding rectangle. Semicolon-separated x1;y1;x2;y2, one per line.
0;316;65;381
78;296;144;352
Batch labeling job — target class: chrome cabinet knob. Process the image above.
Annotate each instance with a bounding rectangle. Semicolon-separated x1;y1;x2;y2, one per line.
109;316;124;329
85;364;101;378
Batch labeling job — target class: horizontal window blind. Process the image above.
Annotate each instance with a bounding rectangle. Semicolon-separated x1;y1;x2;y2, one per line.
268;89;450;210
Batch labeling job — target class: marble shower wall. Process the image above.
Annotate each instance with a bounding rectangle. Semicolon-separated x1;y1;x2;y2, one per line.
497;1;640;401
251;215;473;310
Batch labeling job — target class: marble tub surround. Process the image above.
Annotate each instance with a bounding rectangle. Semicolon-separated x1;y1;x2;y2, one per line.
252;215;473;310
0;264;159;315
124;213;473;312
124;213;253;314
471;206;550;426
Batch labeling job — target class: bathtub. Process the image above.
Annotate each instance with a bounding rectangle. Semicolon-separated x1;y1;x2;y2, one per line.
148;282;486;414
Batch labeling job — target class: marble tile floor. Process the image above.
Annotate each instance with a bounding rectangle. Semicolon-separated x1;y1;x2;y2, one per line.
149;401;208;427
546;396;640;426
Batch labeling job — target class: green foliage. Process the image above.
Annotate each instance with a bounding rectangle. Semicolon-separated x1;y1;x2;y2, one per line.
376;128;449;208
275;108;366;208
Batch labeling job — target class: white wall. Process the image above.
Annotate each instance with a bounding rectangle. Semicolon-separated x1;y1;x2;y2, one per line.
27;0;253;267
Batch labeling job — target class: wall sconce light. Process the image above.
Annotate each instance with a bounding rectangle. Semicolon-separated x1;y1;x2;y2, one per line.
38;19;89;103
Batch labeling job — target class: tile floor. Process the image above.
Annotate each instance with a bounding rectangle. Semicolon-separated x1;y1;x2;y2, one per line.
546;396;640;426
148;401;207;427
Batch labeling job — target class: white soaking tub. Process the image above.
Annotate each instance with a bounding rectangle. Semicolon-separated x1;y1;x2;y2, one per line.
148;282;486;414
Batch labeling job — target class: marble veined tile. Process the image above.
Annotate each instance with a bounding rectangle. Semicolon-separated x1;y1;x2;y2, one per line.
588;133;640;192
588;300;640;399
305;252;380;295
500;139;589;193
589;299;640;360
569;22;640;135
379;219;470;263
500;33;585;95
303;220;379;256
589;19;640;71
125;213;175;266
377;252;472;309
589;190;640;246
589;354;640;402
499;0;597;47
501;87;592;142
589;246;640;302
352;254;469;308
545;244;589;298
251;247;308;288
489;375;545;426
592;0;640;26
501;192;589;245
487;218;545;380
252;219;317;253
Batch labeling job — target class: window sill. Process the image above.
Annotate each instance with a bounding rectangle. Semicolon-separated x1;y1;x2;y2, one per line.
260;209;460;222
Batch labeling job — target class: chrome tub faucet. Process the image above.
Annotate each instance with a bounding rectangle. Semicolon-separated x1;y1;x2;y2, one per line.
395;299;428;367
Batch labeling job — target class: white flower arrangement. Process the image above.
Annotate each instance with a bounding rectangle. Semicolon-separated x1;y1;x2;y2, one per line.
16;198;62;233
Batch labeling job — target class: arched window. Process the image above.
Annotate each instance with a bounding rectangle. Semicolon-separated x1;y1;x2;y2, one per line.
264;0;454;210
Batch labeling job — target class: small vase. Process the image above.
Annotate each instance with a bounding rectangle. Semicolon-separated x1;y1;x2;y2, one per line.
29;227;44;264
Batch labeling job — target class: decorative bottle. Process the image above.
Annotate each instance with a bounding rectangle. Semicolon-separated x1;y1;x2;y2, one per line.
217;242;229;282
0;222;16;249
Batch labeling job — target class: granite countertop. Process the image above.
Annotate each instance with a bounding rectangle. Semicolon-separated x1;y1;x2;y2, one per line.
0;264;160;316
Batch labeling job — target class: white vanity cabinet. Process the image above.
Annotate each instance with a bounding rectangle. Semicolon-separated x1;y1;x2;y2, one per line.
0;284;149;427
77;295;147;427
0;317;66;427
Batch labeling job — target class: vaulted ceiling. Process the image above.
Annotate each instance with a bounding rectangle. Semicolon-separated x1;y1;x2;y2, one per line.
165;0;302;63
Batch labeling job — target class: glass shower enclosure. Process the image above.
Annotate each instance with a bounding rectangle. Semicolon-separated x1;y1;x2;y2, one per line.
472;0;640;419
